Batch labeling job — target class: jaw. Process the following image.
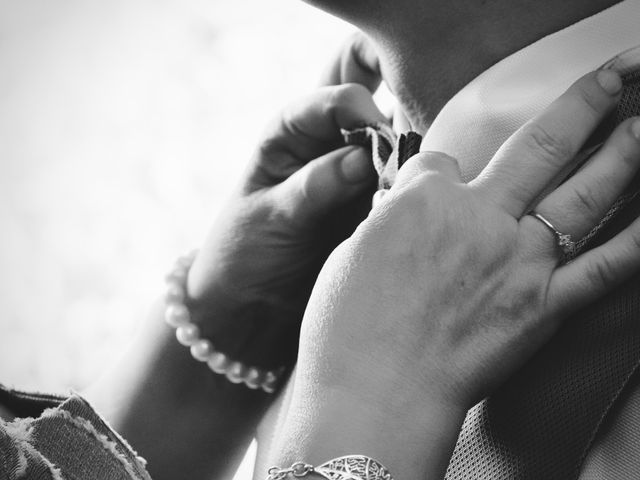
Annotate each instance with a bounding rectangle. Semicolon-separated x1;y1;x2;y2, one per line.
306;0;623;132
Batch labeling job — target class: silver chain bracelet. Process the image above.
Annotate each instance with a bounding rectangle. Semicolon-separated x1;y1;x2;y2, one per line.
267;455;394;480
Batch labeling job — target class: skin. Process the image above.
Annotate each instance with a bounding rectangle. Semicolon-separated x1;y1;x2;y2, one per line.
77;33;406;479
304;0;622;131
262;71;640;480
82;46;387;480
256;3;634;476
4;4;634;479
83;4;640;479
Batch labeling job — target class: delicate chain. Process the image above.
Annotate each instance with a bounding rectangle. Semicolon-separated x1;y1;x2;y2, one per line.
267;462;315;480
266;456;394;480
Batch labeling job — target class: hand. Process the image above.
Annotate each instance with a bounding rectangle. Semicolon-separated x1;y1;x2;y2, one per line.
278;70;640;473
187;53;386;367
318;31;382;93
89;46;387;479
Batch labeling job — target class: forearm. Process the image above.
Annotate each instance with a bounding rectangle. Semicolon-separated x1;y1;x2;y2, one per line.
265;380;466;480
85;299;272;480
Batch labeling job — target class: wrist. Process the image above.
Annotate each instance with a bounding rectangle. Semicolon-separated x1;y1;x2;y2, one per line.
186;286;298;370
269;381;467;480
161;253;292;394
184;254;299;370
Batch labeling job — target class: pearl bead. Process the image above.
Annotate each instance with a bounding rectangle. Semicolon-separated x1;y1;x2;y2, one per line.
165;304;190;327
207;352;230;374
163;252;284;394
244;368;263;389
226;362;246;384
190;339;214;362
165;282;186;303
176;324;200;346
262;371;279;393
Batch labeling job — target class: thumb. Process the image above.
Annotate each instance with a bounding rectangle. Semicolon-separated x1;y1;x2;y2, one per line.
274;145;375;224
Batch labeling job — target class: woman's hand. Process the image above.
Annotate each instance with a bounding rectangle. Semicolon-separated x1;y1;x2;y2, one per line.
187;45;386;367
269;70;640;479
87;34;387;480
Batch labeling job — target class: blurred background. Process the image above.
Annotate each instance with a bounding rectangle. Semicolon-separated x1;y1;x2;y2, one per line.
0;1;358;476
0;0;355;391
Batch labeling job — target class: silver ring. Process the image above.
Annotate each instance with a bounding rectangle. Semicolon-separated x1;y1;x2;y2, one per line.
529;212;576;263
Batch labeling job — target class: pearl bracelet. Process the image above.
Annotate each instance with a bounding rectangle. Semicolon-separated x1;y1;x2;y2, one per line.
164;251;283;393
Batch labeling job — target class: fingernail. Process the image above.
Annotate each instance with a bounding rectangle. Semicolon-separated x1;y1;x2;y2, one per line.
632;118;640;141
341;147;374;183
596;70;622;95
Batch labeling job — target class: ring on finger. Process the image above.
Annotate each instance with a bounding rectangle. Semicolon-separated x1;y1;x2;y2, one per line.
529;212;577;264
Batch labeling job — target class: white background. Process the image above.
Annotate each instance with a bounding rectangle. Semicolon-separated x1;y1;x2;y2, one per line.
0;0;354;392
0;3;356;477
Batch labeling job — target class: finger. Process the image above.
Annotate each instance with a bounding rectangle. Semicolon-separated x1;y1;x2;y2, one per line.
533;117;640;239
472;70;623;217
260;84;387;164
546;214;640;317
372;189;389;208
272;145;376;224
318;31;382;92
394;151;463;187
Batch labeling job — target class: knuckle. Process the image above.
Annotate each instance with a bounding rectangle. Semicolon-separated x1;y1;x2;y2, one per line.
522;122;575;167
406;151;458;173
280;105;306;140
395;155;436;186
298;170;315;206
393;171;437;204
402;152;427;171
419;151;459;169
570;179;603;218
395;151;463;191
280;174;317;227
629;228;640;251
577;82;607;119
588;254;618;290
613;119;640;167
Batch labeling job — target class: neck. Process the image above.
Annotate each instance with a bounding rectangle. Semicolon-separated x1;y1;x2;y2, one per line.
362;0;621;132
